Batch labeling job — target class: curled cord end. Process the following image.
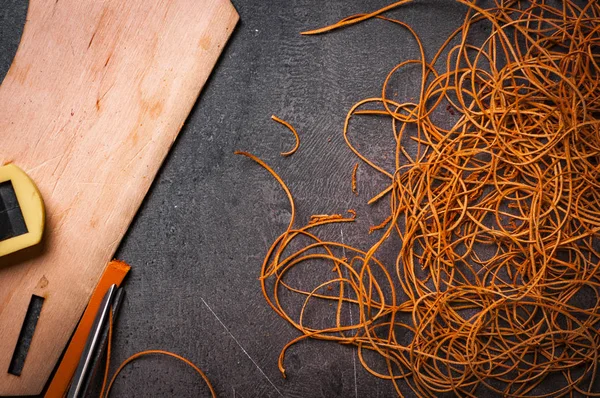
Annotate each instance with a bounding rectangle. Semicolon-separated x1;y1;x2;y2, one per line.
271;115;300;157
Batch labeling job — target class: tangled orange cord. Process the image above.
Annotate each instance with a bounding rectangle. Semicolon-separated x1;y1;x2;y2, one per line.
238;0;600;396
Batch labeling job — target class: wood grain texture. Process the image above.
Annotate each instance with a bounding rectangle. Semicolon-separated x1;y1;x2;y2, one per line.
0;0;237;395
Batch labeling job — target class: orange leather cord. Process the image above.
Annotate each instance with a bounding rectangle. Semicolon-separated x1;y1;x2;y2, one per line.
237;1;600;396
271;115;300;157
101;349;217;398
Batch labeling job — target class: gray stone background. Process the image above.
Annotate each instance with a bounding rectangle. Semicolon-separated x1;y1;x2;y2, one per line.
1;1;563;397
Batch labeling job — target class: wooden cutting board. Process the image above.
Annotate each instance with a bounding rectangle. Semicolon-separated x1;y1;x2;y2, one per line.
0;0;238;395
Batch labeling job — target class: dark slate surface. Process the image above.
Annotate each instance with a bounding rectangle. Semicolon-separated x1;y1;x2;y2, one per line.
0;1;470;397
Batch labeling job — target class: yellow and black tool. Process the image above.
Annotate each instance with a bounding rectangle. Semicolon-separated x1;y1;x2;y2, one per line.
0;164;45;257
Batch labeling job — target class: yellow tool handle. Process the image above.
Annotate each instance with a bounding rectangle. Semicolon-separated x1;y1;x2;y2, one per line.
0;164;45;257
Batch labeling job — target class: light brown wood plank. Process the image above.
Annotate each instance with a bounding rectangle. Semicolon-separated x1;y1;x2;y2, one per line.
0;0;238;394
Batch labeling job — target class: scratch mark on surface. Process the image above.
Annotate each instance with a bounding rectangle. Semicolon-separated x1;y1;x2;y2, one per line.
201;298;284;397
88;31;97;49
78;182;121;187
105;236;121;252
96;82;115;111
47;124;79;191
104;206;117;227
341;229;358;398
49;178;61;199
51;205;73;232
27;155;62;174
87;7;108;50
33;118;69;153
123;140;152;170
